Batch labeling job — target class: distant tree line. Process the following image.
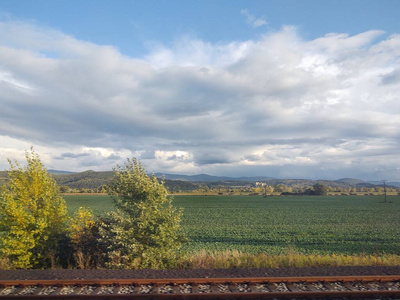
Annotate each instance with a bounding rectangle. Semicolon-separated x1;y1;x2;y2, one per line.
2;165;398;196
280;183;328;196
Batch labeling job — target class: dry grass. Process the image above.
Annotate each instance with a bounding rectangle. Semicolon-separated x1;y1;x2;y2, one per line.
177;250;400;269
0;257;12;270
2;251;400;270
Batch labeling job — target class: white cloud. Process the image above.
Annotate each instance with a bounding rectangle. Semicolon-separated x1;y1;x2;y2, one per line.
145;37;254;68
240;9;267;28
0;21;400;180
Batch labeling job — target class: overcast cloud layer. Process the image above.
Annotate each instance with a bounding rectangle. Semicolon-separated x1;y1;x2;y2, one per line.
1;21;399;180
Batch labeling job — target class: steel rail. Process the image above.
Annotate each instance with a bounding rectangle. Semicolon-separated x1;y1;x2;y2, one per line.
0;275;399;299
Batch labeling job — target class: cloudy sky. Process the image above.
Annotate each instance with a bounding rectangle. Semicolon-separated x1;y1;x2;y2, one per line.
1;0;400;180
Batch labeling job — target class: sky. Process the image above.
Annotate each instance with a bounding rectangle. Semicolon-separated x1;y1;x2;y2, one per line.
0;0;400;181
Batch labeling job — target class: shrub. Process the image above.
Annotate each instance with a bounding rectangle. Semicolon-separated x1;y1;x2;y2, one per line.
0;150;69;268
101;158;186;269
70;207;104;269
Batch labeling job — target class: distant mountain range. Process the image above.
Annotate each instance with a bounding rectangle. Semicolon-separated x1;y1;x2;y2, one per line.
366;181;400;187
48;169;75;174
155;173;400;187
154;173;273;182
1;170;399;190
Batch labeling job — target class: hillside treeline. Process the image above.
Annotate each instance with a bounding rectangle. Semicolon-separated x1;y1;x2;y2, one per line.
1;170;398;195
51;171;400;195
51;171;200;193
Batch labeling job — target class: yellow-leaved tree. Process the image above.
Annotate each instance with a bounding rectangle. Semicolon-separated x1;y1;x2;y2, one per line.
0;150;69;268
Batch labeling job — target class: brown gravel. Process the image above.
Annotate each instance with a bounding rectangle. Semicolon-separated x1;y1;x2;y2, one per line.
0;266;399;280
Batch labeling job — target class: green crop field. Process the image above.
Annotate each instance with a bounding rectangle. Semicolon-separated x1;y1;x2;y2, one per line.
65;194;115;215
64;194;400;256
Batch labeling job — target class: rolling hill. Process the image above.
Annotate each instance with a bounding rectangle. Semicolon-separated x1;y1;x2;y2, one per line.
1;169;397;192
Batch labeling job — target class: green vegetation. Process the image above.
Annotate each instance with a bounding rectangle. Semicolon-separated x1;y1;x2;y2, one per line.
51;170;199;193
65;194;114;215
69;207;99;269
0;150;69;268
2;169;393;195
53;170;114;192
0;171;7;187
1;151;399;269
176;195;400;255
100;158;186;269
65;194;400;256
0;153;185;270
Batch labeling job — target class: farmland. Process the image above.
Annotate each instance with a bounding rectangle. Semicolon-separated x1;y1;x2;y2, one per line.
64;194;400;256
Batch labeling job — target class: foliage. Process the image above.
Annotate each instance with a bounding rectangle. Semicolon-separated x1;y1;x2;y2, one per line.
102;158;186;269
0;150;69;268
313;183;328;195
70;207;103;268
59;185;70;193
52;170;200;193
70;207;96;238
265;185;274;195
45;169;400;195
0;171;7;187
52;170;115;191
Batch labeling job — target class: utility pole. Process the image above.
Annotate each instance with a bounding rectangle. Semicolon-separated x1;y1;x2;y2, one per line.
381;180;387;203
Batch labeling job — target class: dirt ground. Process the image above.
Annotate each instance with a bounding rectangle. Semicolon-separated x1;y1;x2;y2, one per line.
1;266;399;280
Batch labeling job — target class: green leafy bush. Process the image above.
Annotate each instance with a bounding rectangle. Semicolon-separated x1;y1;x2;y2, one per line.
101;158;186;269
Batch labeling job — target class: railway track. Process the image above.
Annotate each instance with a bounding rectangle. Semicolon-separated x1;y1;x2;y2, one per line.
1;275;400;299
